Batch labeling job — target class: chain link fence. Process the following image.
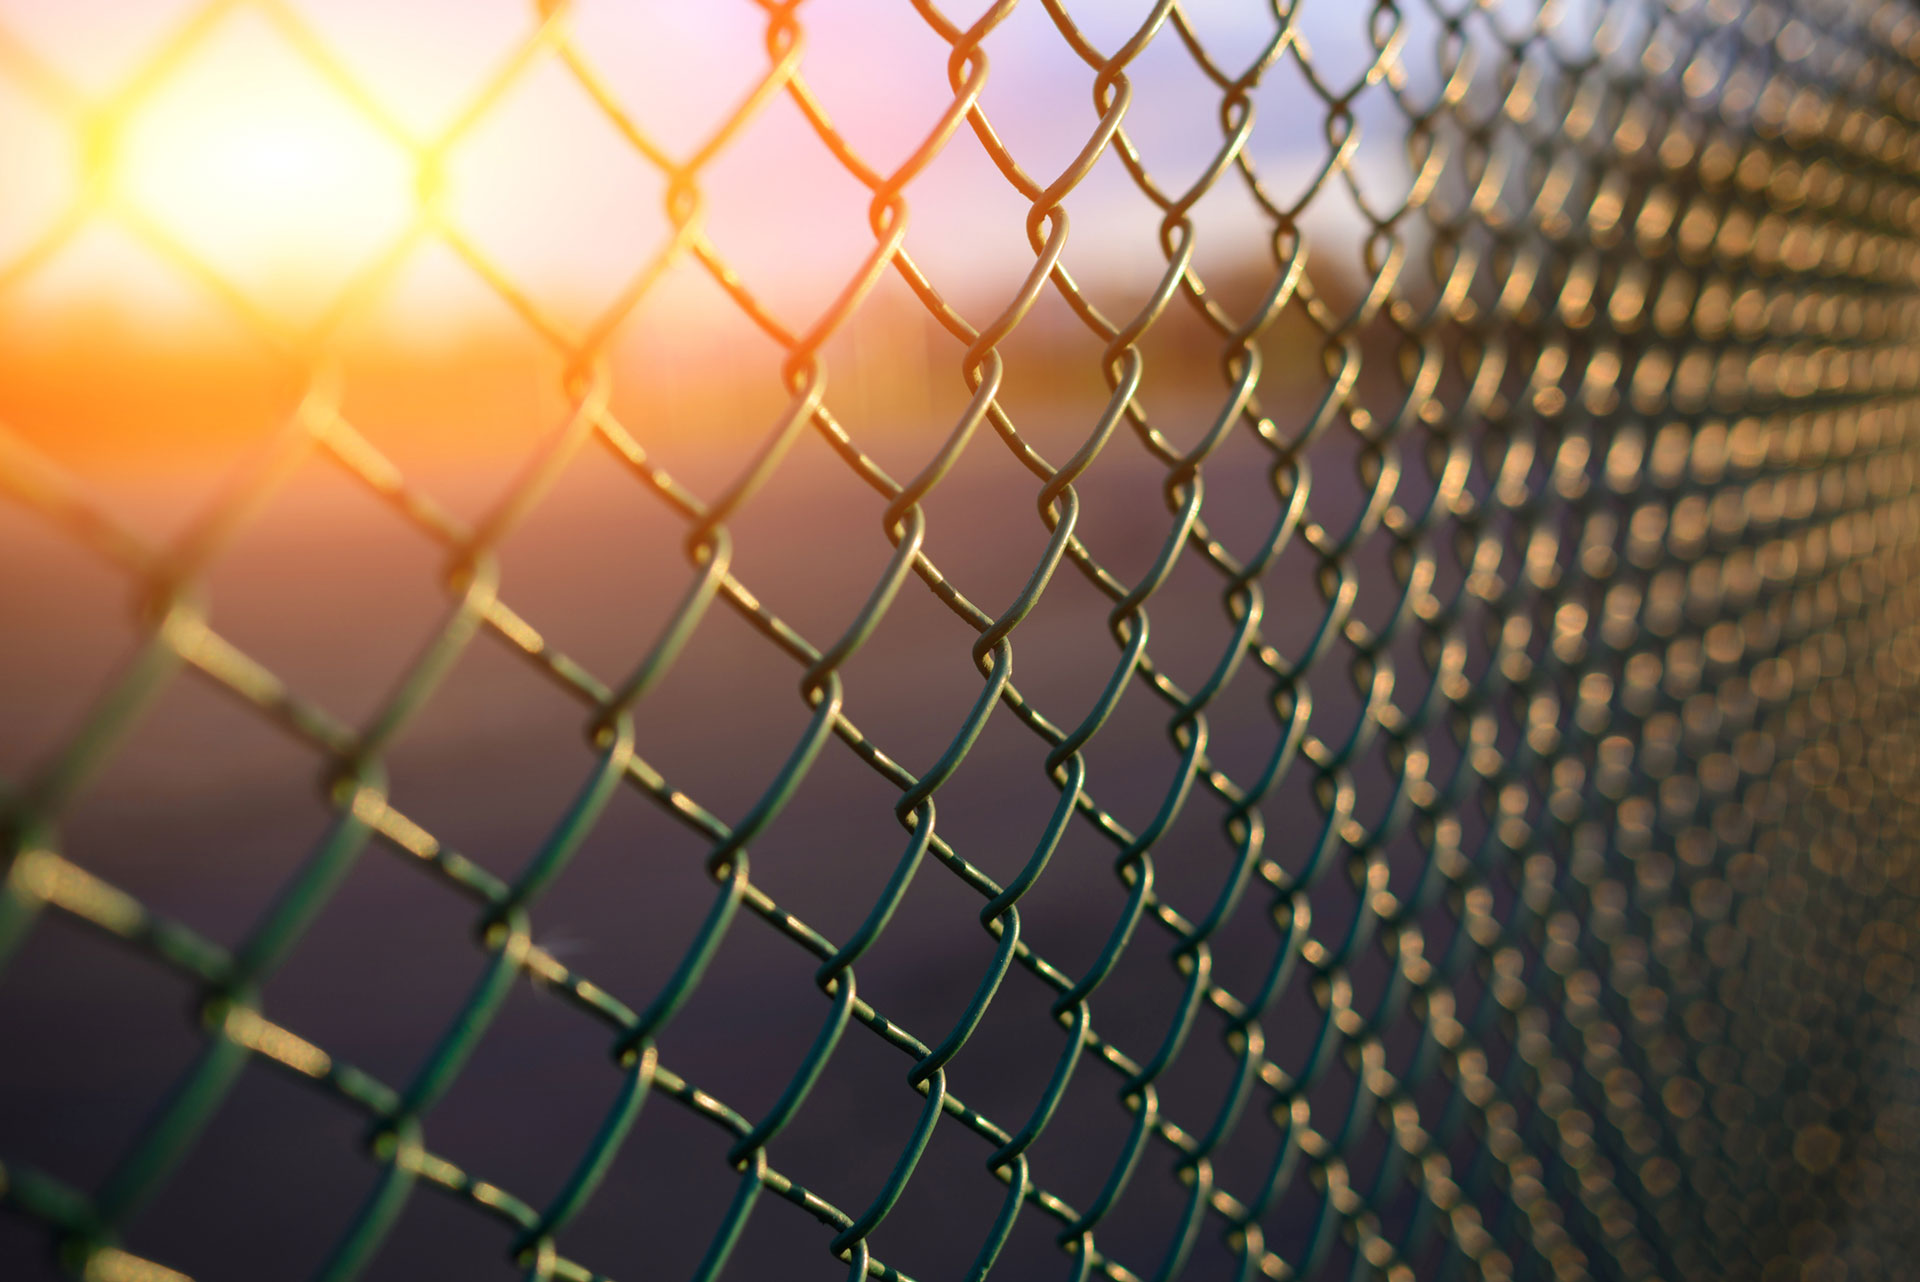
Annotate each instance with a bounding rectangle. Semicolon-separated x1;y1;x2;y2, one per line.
4;0;1920;1279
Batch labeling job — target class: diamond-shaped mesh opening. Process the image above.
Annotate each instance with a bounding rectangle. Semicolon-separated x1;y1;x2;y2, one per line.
7;3;1920;1281
109;10;416;331
439;56;672;336
53;671;338;946
258;828;483;1085
695;93;891;333
331;241;572;498
193;453;461;729
116;1061;371;1279
563;0;778;163
0;912;204;1192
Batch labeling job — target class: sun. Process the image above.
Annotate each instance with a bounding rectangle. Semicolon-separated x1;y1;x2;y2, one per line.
107;13;416;322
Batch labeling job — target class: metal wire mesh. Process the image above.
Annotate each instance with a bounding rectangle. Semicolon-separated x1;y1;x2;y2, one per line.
4;0;1920;1279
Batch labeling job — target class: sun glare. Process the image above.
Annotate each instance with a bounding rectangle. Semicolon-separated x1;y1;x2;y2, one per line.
110;17;414;321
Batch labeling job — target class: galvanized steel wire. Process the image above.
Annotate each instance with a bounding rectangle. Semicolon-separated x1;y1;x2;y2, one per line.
4;1;1920;1280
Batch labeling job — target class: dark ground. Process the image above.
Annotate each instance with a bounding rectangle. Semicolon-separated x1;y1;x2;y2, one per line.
0;408;1431;1281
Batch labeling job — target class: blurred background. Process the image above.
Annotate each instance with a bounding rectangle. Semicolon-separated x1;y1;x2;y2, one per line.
8;2;1918;1282
0;4;1435;1278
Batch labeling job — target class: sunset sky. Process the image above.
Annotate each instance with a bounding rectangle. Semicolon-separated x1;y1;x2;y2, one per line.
0;0;1425;348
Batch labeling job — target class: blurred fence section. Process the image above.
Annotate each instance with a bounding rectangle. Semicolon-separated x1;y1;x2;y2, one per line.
5;1;1920;1280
